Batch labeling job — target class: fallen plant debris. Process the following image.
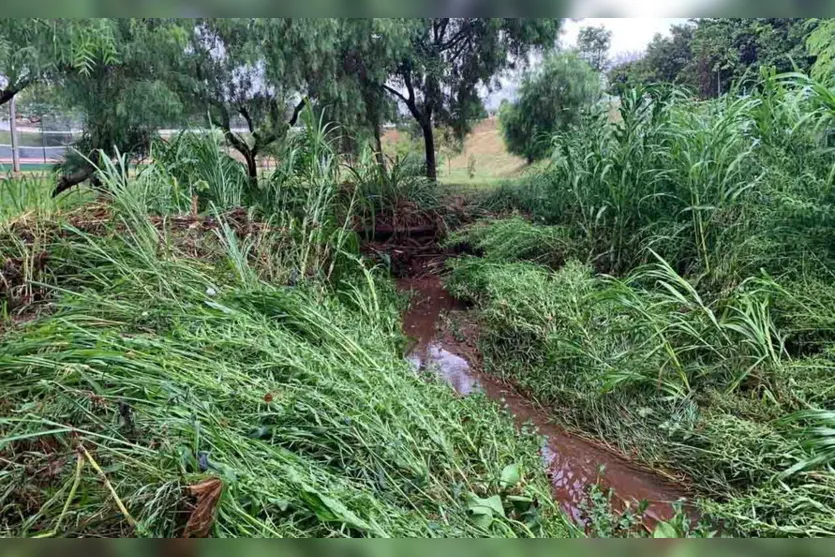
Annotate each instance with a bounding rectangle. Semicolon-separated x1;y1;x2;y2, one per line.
0;115;573;538
183;477;223;538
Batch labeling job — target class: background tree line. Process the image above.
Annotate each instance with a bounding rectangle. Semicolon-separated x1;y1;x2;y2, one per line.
0;18;561;192
608;18;832;98
499;18;835;164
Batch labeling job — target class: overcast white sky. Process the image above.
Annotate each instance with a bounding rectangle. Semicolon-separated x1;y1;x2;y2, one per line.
560;18;690;57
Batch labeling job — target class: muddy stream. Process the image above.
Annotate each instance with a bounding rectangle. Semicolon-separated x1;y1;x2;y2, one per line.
391;240;692;531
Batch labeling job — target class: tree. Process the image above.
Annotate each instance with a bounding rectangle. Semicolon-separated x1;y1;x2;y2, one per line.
499;52;600;163
807;19;835;83
0;19;117;107
54;19;185;195
608;51;652;97
379;18;561;180
317;19;407;175
577;25;612;72
610;19;817;99
174;18;342;181
643;24;696;86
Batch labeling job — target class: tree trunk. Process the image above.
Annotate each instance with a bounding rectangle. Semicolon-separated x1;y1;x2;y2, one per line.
243;151;258;181
420;119;437;182
373;122;387;180
53;166;96;198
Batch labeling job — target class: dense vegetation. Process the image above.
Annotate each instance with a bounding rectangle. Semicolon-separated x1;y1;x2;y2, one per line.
0;118;575;537
609;19;824;97
451;73;835;536
3;16;835;538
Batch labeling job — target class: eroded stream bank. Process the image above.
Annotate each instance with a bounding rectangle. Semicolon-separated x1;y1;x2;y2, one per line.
379;232;693;531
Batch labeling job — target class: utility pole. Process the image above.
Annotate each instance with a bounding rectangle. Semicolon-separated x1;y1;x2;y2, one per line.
9;95;20;173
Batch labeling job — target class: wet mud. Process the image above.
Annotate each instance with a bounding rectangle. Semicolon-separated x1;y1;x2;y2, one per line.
398;262;692;531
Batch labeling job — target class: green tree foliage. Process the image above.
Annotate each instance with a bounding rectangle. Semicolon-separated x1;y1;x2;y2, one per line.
608;25;694;97
807;18;835;83
317;19;407;173
54;19;185;195
0;19;117;106
174;18;342;180
609;19;815;98
577;25;612;72
499;52;600;163
380;18;561;180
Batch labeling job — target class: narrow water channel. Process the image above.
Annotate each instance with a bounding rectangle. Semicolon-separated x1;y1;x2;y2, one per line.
398;267;692;530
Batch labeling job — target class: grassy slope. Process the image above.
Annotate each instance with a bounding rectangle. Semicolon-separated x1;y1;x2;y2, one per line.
0;170;575;538
383;118;531;187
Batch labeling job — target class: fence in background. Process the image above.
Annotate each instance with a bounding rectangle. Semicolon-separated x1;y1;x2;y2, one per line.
0;111;81;170
1;108;277;172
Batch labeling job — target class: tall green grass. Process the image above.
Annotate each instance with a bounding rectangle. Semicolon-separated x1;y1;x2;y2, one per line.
486;75;835;286
447;245;835;536
1;174;93;224
451;73;835;537
0;116;575;538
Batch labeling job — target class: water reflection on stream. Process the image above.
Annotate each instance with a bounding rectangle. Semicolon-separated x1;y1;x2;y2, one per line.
399;272;691;529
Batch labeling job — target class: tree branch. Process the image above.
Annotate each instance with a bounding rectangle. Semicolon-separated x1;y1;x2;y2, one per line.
382;84;410;106
403;70;418;106
245;98;307;159
239;105;255;133
209;100;251;159
0;79;32;107
53;165;96;198
0;88;16;107
440;19;473;52
288;98;306;127
383;81;422;122
437;19;450;45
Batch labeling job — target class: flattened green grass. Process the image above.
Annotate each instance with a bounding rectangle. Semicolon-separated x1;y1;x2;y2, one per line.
0;219;574;537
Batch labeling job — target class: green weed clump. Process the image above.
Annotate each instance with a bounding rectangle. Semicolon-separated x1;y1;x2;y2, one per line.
1;174;93;224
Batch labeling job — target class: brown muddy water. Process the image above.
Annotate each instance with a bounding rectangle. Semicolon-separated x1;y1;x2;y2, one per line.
398;267;692;531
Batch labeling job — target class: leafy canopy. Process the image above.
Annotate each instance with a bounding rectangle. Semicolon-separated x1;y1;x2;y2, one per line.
608;19;816;98
577;25;612;72
499;52;600;163
174;18;343;179
0;19;118;105
55;19;186;194
382;18;561;179
807;19;835;83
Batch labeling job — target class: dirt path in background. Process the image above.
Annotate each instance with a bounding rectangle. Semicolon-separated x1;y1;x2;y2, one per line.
365;228;693;533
